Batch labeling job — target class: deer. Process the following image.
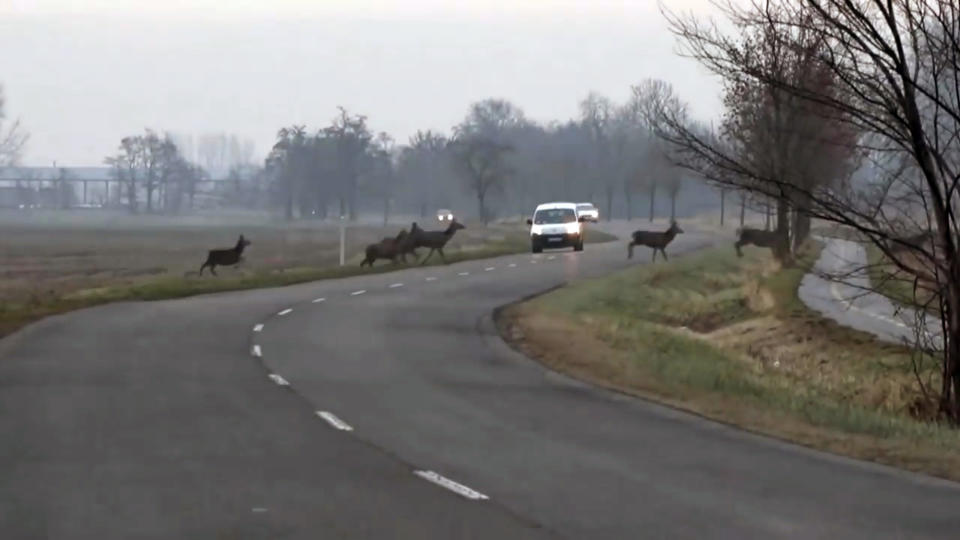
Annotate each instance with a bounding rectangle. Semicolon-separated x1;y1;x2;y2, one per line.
735;227;789;260
360;229;416;267
409;219;466;265
199;234;251;276
628;221;684;261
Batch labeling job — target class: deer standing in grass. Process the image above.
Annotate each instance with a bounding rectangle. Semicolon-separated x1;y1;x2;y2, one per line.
628;221;683;261
199;234;251;276
409;219;466;265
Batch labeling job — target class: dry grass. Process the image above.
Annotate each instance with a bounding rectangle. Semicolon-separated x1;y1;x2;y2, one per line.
0;210;617;338
499;244;960;481
0;212;556;337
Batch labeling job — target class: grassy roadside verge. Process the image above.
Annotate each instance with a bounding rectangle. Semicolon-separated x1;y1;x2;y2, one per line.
864;242;937;314
0;229;617;339
498;243;960;481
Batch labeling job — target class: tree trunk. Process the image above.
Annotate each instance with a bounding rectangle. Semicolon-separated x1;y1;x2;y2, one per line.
624;183;633;221
127;179;137;214
348;179;358;221
774;196;791;262
146;182;154;213
739;194;746;227
648;182;656;222
720;189;726;226
605;186;614;222
284;176;294;221
477;190;487;226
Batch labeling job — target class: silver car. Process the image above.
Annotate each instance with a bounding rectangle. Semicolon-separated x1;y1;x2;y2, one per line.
576;202;599;223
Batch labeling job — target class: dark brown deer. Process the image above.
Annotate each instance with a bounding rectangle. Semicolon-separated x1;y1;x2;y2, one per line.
199;234;251;276
735;227;789;260
409;219;466;265
628;221;683;261
360;230;415;267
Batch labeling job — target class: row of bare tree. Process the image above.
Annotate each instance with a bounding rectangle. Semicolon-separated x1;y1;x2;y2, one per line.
103;130;205;214
264;95;697;225
0;84;28;168
643;0;960;422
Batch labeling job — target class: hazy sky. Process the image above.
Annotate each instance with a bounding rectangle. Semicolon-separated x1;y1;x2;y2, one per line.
1;0;722;166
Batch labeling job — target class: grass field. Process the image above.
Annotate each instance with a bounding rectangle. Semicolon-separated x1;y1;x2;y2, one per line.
500;243;960;481
0;210;615;338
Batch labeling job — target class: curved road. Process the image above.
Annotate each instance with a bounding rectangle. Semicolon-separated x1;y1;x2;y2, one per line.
800;237;942;346
1;226;958;539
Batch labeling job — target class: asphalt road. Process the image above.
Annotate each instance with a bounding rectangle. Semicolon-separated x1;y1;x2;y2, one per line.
799;237;942;346
1;223;958;539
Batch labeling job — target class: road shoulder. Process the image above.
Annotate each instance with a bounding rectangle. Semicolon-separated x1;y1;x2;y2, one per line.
496;245;960;482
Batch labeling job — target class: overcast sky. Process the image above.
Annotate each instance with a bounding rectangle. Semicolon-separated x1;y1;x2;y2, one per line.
0;0;722;166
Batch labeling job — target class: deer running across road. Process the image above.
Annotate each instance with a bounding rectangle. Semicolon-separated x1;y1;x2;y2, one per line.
628;221;684;261
360;229;417;267
199;234;251;276
735;227;789;260
409;219;466;265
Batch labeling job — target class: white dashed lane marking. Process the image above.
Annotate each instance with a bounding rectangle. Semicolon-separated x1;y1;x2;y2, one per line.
277;308;293;316
351;290;367;296
458;272;470;276
253;324;264;333
425;277;438;281
316;411;354;431
547;255;556;260
389;283;404;288
413;470;489;501
312;297;326;303
251;344;262;357
484;267;495;271
268;373;290;387
508;263;517;268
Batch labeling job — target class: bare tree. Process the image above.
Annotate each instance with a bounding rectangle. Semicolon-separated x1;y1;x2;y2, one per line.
324;108;372;221
449;136;513;225
580;93;616;220
0;84;28;167
399;130;451;218
452;99;524;224
649;0;960;420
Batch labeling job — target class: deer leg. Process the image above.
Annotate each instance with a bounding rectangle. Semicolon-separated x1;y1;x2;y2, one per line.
628;242;634;259
661;248;669;262
421;249;435;265
437;247;447;264
735;241;743;258
199;261;208;276
651;248;657;262
210;265;218;277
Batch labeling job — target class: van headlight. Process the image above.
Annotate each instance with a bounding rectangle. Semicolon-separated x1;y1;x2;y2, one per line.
565;223;581;235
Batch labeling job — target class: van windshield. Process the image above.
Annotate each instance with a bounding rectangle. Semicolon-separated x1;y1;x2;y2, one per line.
534;208;577;224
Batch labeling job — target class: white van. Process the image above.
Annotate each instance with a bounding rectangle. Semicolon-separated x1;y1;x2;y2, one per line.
526;202;586;253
